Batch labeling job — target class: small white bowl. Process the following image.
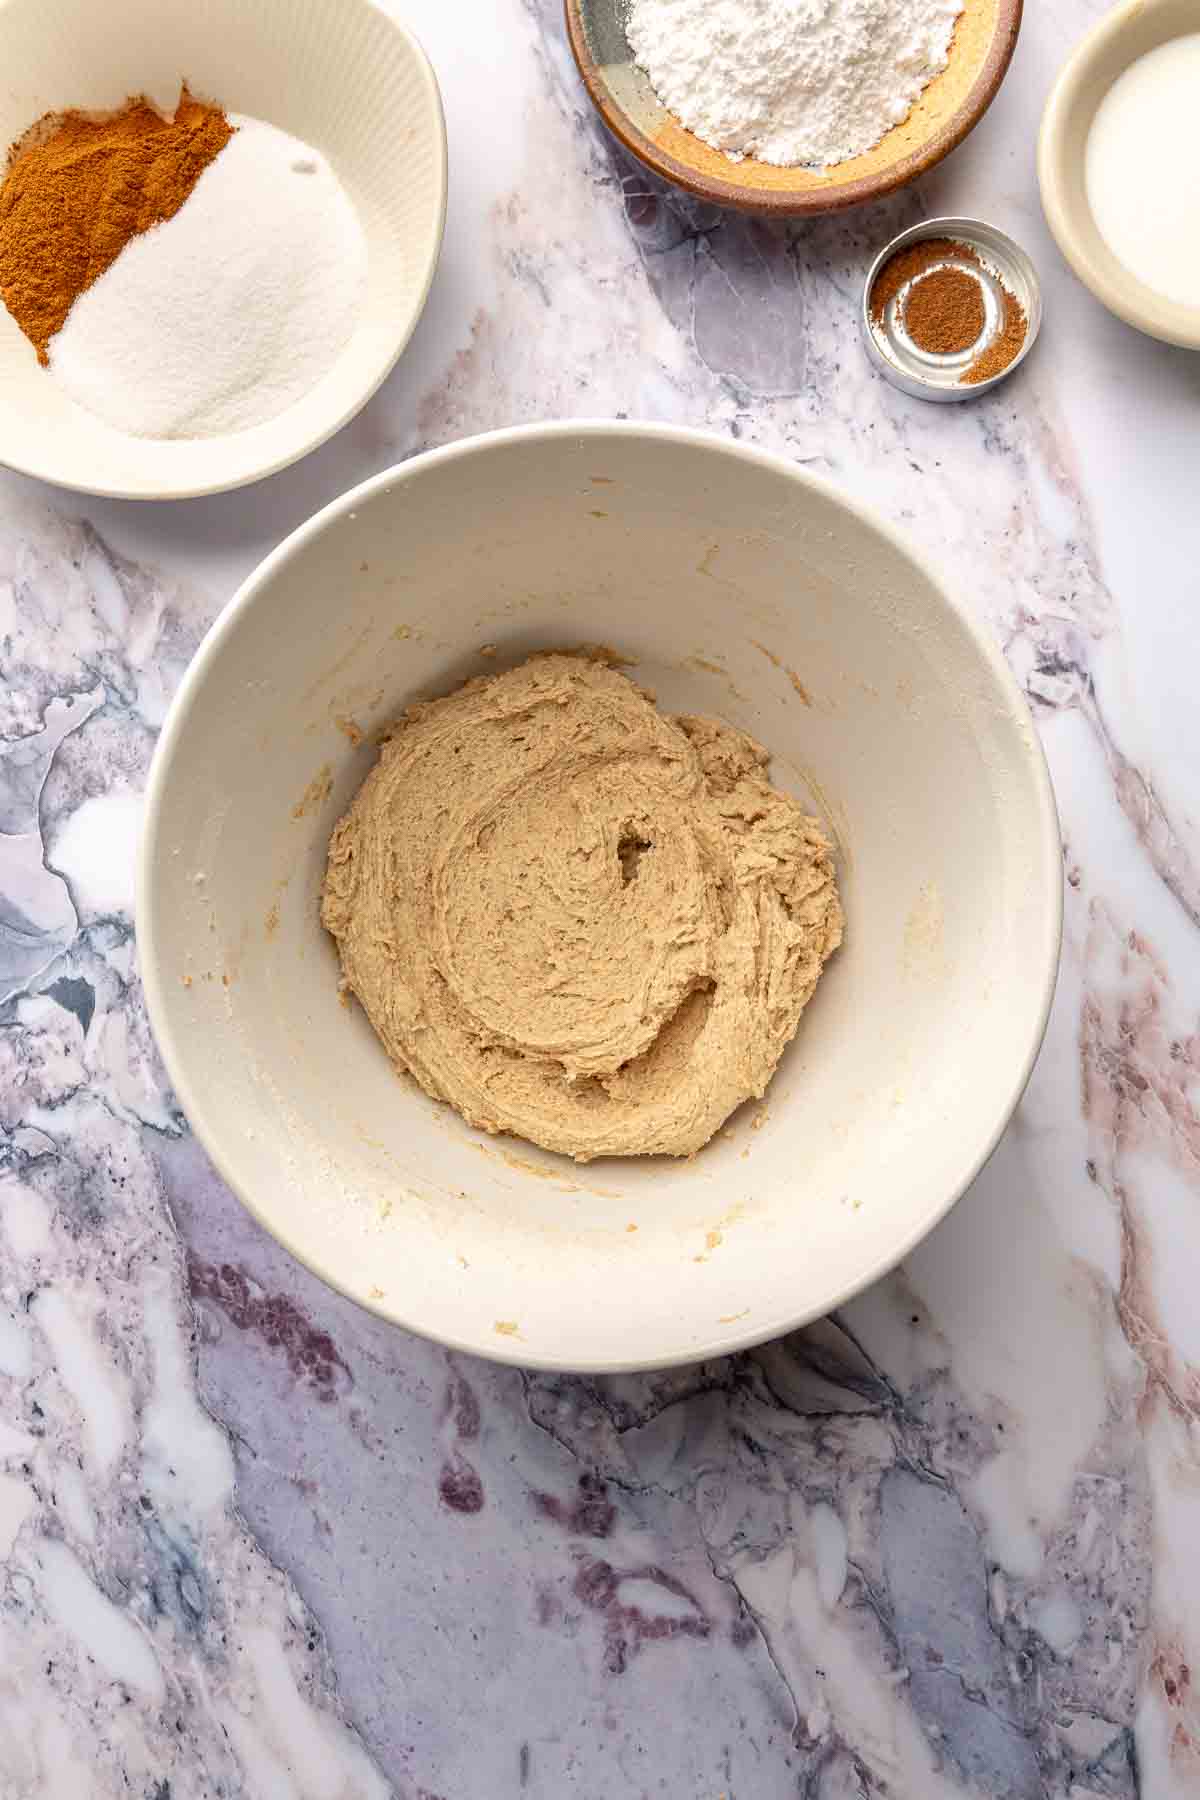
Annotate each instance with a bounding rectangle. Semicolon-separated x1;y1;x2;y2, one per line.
1039;0;1200;350
0;0;446;498
138;423;1062;1373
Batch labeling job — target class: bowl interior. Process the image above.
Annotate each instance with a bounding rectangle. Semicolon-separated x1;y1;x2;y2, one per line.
1038;0;1200;349
566;0;1021;214
140;426;1060;1371
0;0;445;497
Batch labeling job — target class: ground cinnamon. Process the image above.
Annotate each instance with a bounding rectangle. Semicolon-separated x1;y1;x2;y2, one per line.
903;266;984;355
869;236;982;323
0;88;231;363
870;233;1030;388
962;286;1028;385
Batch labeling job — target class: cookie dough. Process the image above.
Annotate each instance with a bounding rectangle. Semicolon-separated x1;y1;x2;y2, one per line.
322;654;842;1161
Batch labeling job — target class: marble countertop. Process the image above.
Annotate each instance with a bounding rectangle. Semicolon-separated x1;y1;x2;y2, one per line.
3;2;1199;1795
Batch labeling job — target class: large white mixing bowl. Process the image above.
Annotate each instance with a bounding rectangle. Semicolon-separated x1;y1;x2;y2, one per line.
138;424;1061;1371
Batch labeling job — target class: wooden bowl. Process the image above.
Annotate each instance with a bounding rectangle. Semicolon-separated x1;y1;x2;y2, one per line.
565;0;1022;216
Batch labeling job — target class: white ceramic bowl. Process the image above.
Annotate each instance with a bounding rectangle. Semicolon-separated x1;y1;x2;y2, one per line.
0;0;446;498
1039;0;1200;350
139;424;1062;1372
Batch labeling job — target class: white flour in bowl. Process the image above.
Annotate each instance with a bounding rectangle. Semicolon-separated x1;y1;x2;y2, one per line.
626;0;965;169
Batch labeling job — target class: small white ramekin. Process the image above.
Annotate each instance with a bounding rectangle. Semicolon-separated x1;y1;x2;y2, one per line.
1039;0;1200;351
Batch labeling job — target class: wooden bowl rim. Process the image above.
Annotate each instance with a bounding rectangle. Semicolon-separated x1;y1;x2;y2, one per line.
564;0;1024;216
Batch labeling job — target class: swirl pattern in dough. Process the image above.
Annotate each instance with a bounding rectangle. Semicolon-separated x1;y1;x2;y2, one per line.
322;653;842;1161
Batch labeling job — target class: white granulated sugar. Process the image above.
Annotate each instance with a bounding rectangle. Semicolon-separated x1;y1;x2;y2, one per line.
626;0;965;169
49;117;366;438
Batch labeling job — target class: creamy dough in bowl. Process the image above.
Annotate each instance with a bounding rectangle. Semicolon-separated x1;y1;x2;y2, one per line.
322;653;842;1160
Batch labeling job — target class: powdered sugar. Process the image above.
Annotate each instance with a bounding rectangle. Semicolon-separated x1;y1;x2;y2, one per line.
626;0;965;170
49;116;366;439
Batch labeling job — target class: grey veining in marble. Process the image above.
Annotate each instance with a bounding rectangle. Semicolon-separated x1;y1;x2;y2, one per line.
2;0;1200;1795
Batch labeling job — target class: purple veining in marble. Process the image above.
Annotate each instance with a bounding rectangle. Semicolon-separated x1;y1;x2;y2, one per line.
1;0;1199;1792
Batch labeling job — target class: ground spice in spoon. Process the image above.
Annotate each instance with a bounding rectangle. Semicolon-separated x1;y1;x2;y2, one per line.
0;89;231;363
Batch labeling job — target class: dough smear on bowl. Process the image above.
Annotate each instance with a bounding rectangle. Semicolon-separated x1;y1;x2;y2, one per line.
321;653;843;1161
